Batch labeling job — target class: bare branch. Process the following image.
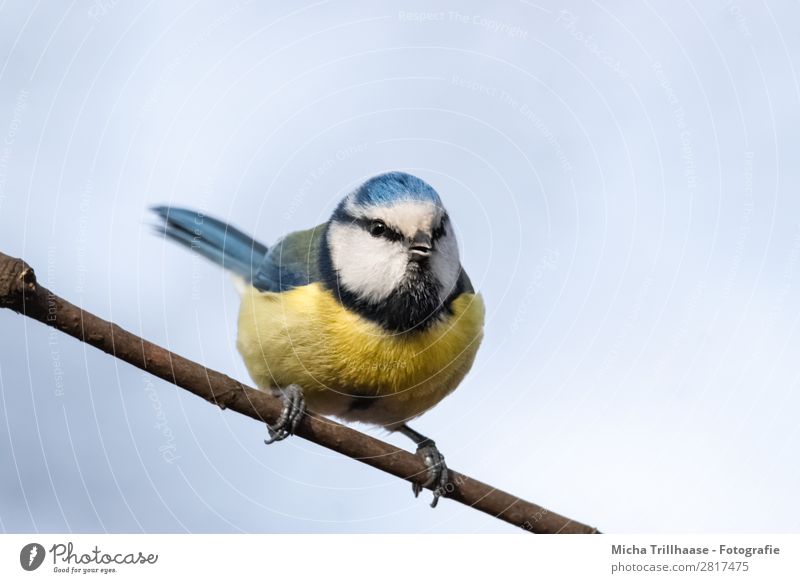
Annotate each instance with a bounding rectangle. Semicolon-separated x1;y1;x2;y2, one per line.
0;250;600;534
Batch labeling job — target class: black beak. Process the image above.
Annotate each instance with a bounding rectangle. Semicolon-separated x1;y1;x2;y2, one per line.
409;232;432;261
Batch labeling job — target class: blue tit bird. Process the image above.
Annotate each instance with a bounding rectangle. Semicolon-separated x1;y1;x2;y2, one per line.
152;172;484;506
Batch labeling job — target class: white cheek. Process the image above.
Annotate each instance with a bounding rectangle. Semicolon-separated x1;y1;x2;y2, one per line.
431;232;461;301
328;223;408;302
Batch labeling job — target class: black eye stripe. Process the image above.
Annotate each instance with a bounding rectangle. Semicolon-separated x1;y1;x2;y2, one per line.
432;216;448;240
346;214;448;243
354;217;403;241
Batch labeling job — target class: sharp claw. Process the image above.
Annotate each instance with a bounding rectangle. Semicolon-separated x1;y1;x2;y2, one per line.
412;442;449;507
287;393;305;434
263;385;305;445
264;426;287;445
430;466;449;508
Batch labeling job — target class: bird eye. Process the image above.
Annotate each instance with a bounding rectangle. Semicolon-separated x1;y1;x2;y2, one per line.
433;217;447;240
369;220;387;237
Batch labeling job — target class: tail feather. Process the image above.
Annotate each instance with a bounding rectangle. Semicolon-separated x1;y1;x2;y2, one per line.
151;206;268;281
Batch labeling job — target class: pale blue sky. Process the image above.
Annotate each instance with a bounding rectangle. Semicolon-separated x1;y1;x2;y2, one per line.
1;1;799;533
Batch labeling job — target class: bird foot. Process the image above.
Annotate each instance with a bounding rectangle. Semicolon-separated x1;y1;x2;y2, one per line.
264;385;305;444
412;441;449;508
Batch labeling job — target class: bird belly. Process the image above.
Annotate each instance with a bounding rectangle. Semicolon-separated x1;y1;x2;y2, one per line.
236;282;484;428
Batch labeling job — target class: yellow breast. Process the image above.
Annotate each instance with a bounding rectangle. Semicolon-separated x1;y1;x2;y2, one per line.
236;282;484;428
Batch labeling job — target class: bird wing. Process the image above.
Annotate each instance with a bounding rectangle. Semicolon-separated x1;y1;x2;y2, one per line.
251;223;327;292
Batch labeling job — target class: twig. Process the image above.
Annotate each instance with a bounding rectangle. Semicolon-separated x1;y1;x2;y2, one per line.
0;250;600;534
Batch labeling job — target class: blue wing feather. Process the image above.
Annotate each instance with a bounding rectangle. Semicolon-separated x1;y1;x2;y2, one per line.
151;206;324;293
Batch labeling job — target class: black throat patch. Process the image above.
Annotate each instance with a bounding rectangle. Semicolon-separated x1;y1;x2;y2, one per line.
318;223;455;333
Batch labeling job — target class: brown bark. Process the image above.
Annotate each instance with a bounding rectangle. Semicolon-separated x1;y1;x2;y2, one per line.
0;250;599;534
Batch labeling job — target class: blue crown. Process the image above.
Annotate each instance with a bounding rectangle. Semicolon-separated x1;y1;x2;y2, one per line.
351;172;441;207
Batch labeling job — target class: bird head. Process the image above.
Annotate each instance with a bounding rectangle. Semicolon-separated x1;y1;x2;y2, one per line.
322;172;462;332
